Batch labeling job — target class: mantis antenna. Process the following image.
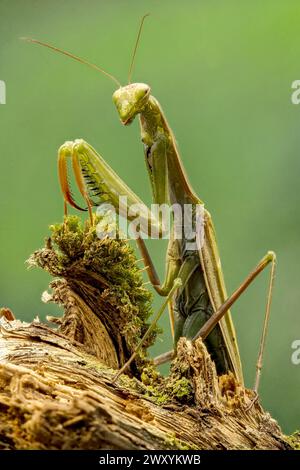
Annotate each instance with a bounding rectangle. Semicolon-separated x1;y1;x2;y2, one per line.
21;37;121;88
128;13;149;84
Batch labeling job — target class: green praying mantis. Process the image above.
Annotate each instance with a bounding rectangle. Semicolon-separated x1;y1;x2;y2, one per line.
23;15;276;396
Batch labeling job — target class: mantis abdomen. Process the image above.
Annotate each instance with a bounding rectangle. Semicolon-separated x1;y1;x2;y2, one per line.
174;244;233;375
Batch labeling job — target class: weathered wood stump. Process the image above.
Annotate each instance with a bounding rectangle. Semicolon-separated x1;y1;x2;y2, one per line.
0;217;296;450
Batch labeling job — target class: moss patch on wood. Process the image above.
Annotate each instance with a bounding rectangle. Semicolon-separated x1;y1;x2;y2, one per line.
28;215;158;372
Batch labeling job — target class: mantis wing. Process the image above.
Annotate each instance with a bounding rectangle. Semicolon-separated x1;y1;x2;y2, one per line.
198;208;244;386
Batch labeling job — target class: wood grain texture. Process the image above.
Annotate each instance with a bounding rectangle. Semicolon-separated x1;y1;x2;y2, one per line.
0;219;293;450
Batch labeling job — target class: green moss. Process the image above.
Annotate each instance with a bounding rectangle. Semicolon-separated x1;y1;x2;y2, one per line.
165;433;198;450
139;364;194;406
140;364;160;385
33;215;159;366
144;385;169;405
112;369;180;407
167;377;193;402
286;431;300;450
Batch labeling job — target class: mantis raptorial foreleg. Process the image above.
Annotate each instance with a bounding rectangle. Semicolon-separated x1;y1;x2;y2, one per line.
58;139;161;231
58;141;94;223
57;141;183;297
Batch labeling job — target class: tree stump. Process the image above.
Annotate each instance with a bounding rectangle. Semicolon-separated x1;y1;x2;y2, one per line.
0;217;297;450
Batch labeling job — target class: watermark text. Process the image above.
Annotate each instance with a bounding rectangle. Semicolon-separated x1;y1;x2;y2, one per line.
0;80;6;104
291;339;300;365
95;198;205;251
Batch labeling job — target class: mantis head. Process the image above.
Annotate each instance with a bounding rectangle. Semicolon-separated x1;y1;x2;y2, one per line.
112;83;151;125
113;14;151;125
23;15;151;127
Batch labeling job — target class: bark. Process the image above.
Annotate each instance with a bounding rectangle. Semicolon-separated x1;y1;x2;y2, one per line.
0;217;296;450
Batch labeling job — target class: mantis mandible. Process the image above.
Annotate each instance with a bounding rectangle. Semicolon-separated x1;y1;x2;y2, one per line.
23;15;276;395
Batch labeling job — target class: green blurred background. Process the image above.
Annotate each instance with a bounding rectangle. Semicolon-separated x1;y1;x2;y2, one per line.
1;0;299;433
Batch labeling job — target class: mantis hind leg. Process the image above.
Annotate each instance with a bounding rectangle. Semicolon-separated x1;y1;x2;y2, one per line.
113;253;200;381
253;251;276;393
154;251;276;395
112;276;183;383
194;251;276;394
168;300;175;340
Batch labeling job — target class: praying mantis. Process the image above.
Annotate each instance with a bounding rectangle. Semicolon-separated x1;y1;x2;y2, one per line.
23;15;276;396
